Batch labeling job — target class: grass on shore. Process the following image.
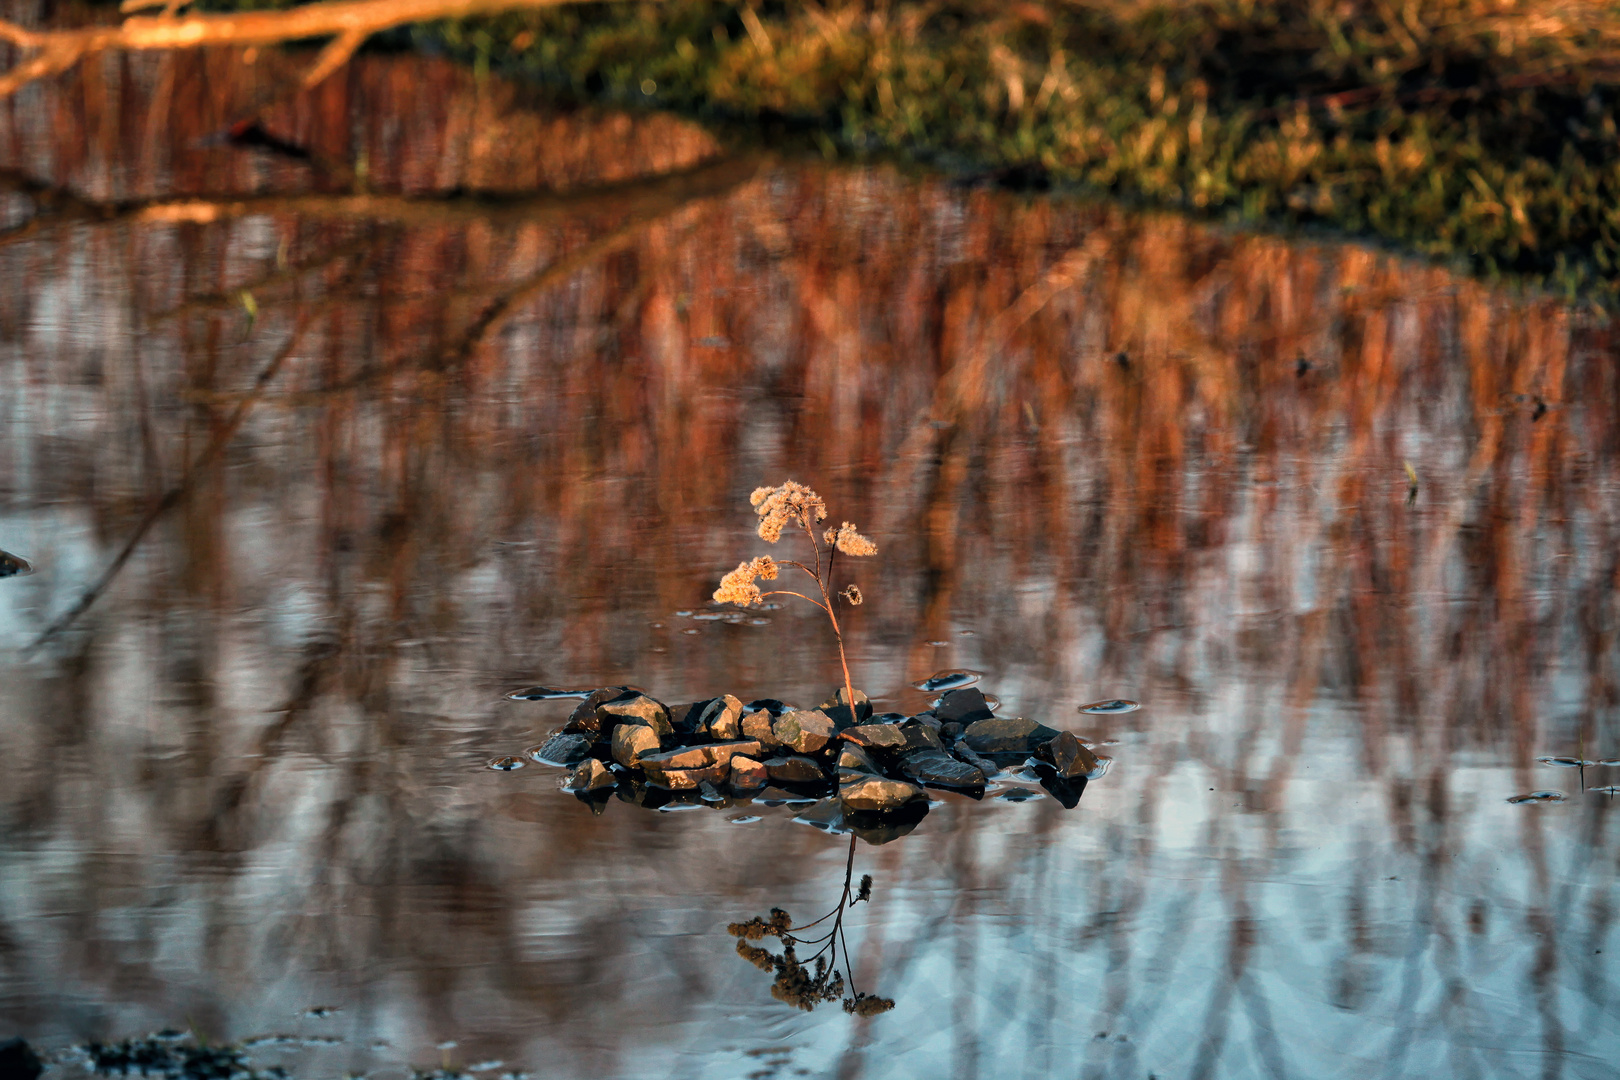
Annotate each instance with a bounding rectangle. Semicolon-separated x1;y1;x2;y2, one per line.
389;0;1620;303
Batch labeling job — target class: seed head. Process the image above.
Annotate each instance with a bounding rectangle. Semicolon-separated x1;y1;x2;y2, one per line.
713;556;779;605
752;481;828;543
824;522;877;556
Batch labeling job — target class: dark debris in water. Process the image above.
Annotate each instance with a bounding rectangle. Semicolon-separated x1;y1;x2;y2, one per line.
84;1037;287;1080
0;549;33;578
1078;699;1141;715
1506;791;1567;804
500;684;1118;839
910;669;982;692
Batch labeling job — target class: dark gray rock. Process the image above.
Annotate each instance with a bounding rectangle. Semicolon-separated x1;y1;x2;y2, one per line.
899;748;986;789
0;1040;41;1080
764;755;826;783
900;722;945;752
961;717;1062;754
774;709;836;754
745;698;793;717
840;775;926;812
936;688;996;724
1035;731;1100;779
530;732;594;766
842;801;929;845
837;743;880;777
843;723;908;750
817;687;874;727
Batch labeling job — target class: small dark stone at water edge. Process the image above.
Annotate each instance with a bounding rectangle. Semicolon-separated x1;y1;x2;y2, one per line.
912;669;982;693
900;748;986;790
961;717;1062;755
0;1038;42;1080
528;732;593;766
506;685;592;701
0;550;32;578
935;688;996;724
1035;731;1100;779
1078;699;1140;715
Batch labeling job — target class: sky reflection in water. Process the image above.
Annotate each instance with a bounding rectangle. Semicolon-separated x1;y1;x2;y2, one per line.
1;46;1619;1080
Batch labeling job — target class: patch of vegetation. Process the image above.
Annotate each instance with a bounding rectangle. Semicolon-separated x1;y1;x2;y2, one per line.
402;0;1620;301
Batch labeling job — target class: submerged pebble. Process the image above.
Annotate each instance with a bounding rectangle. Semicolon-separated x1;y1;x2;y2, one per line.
506;686;593;701
1537;756;1595;767
0;549;32;578
1079;699;1141;715
1591;786;1620;796
911;669;983;692
487;756;525;771
1506;790;1567;804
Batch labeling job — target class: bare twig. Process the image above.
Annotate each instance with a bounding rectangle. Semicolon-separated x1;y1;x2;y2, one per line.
0;0;646;99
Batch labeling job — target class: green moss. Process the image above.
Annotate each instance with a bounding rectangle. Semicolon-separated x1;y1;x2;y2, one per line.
283;0;1620;299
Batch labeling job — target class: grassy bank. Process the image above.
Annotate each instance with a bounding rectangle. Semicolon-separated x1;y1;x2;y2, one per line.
389;0;1620;302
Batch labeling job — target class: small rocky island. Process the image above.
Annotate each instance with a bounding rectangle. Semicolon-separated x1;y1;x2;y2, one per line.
503;685;1108;842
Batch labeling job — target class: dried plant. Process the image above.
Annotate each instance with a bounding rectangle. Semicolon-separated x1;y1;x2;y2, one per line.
713;480;875;713
726;836;893;1015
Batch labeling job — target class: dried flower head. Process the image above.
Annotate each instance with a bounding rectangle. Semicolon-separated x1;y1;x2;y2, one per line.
841;584;864;606
824;522;877;556
752;481;828;543
713;556;779;606
843;993;896;1017
855;874;872;903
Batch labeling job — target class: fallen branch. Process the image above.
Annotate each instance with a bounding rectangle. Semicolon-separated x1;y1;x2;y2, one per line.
0;0;627;99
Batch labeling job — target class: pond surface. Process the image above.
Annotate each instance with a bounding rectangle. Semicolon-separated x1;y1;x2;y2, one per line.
3;44;1620;1080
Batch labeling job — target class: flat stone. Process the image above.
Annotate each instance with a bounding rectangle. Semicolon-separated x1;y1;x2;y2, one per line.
764;755;827;783
774;709;837;755
1035;730;1100;779
730;755;768;789
668;699;712;735
935;688;995;724
701;694;744;740
843;723;908;750
704;739;764;767
563;758;615;793
900;722;945;752
741;711;782;747
648;761;731;790
961;717;1062;755
597;693;673;739
611;722;662;768
639;745;714;771
839;775;926;813
529;732;594;766
899;748;986;789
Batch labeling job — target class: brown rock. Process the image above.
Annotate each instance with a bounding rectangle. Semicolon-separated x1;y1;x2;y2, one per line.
705;740;764;767
648;762;731;790
817;686;873;727
774;709;836;755
741;711;782;747
597;693;673;739
1035;730;1100;779
563;758;615;792
611;722;662;768
843;723;908;750
764;755;826;783
839;775;925;812
639;745;713;771
701;694;744;740
564;687;637;733
961;717;1061;755
730;755;768;789
837;743;879;776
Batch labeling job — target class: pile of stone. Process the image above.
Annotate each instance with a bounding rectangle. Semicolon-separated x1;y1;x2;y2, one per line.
517;685;1102;829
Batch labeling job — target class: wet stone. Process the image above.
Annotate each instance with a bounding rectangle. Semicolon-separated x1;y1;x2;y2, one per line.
611;722;663;768
563;758;615;793
648;762;731;790
935;688;996;724
597;693;673;739
774;709;837;755
700;694;744;740
901;722;945;752
962;717;1061;755
528;732;594;766
506;685;593;701
730;755;768;790
487;756;525;771
1036;731;1100;779
565;687;637;733
741;711;782;747
0;550;33;578
1506;790;1567;804
838;743;880;776
764;755;826;784
899;748;986;789
640;745;714;772
840;775;927;813
756;786;817;806
744;698;793;717
668;699;714;735
912;669;982;692
817;687;874;727
1078;699;1141;715
843;723;908;750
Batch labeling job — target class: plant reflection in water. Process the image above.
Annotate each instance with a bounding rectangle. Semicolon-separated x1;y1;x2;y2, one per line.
728;834;894;1017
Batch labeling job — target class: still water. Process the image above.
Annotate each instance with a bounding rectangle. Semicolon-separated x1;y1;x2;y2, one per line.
2;44;1620;1080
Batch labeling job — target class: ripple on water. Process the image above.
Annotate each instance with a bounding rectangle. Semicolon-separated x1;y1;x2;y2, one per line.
0;549;33;577
505;686;593;701
931;692;1000;711
912;669;983;692
487;756;525;771
1600;759;1620;767
1591;786;1620;796
1079;699;1141;715
729;815;762;824
1536;756;1596;767
1506;790;1567;804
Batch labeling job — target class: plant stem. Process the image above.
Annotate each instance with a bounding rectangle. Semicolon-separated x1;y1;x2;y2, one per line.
805;519;858;718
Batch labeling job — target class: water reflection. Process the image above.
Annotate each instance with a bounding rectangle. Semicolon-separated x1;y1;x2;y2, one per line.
1;41;1619;1080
